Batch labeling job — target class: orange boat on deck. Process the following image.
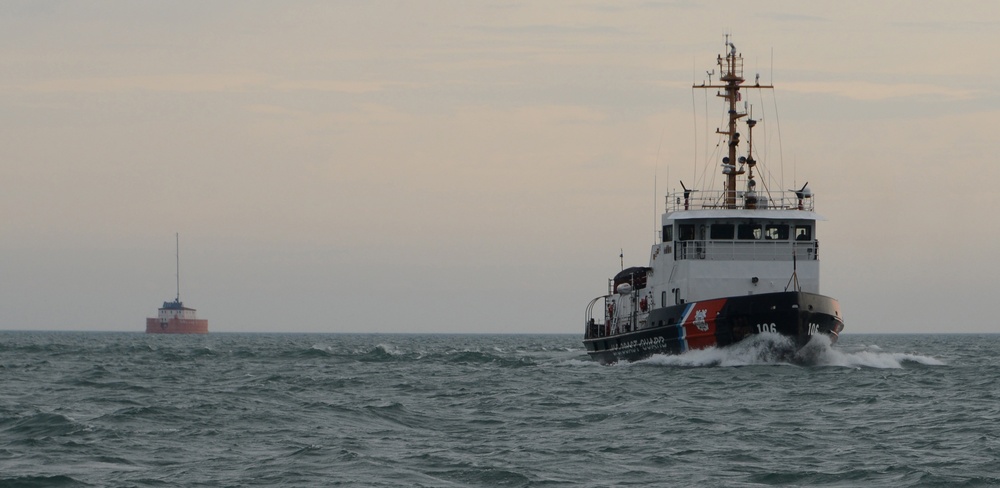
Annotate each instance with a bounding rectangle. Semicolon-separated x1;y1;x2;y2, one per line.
146;234;208;334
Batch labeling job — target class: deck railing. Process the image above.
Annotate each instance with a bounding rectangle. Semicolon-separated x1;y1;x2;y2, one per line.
585;295;650;339
666;190;814;212
674;240;818;261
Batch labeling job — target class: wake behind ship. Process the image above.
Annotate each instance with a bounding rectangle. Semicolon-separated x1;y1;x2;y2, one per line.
583;37;844;364
146;234;208;334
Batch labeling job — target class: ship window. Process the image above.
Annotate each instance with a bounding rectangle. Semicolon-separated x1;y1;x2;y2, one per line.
764;224;789;240
663;226;673;242
795;225;812;241
710;224;735;239
738;223;762;240
678;224;695;241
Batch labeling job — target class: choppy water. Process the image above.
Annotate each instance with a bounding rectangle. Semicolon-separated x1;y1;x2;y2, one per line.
1;331;997;487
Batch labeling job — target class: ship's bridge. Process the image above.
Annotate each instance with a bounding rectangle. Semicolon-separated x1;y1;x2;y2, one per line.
661;190;823;264
159;299;198;320
655;191;824;298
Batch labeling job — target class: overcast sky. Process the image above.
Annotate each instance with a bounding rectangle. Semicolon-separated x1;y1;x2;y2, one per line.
2;1;998;334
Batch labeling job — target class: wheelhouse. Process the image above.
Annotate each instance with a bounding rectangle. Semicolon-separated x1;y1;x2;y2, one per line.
665;216;818;262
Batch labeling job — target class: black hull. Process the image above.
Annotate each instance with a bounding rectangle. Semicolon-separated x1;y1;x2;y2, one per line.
583;291;843;365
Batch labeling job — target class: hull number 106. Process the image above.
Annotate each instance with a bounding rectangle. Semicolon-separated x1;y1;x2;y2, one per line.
756;323;821;335
756;323;776;333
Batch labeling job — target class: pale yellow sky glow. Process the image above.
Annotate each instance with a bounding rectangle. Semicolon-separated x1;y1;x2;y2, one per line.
781;81;981;101
2;1;998;333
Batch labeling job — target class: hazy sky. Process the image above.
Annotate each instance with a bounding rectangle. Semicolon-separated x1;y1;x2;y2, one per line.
2;1;998;334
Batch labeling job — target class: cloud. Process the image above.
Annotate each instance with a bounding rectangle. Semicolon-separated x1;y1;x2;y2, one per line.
4;74;401;95
272;80;404;94
781;81;979;101
6;74;264;94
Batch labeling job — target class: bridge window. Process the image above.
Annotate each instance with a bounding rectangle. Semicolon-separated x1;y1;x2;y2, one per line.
710;224;735;239
795;225;813;241
678;224;695;241
663;226;673;242
764;224;789;240
738;223;762;240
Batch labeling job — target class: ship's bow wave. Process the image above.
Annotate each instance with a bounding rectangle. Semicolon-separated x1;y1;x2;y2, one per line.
635;333;944;368
797;336;946;368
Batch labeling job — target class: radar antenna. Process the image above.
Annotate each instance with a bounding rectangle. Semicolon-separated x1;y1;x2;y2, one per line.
791;182;811;210
679;180;697;210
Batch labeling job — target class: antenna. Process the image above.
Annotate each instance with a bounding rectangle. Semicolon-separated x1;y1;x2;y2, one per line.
653;170;657;245
175;233;180;302
770;47;774;85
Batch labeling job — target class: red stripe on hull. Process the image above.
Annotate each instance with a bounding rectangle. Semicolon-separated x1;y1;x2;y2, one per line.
145;318;209;334
681;298;727;350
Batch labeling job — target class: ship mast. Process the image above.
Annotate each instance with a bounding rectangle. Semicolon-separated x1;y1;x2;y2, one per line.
693;35;772;208
175;232;181;303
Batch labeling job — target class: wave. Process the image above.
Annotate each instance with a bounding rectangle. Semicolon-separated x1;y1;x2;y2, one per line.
423;467;532;487
557;358;604;367
69;379;152;392
287;444;325;458
634;333;945;369
99;405;183;421
352;343;411;362
2;412;87;439
348;344;538;367
437;350;536;367
0;475;87;487
796;336;945;368
284;345;336;358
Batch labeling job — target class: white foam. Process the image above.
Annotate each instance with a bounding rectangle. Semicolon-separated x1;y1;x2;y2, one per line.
632;333;795;367
811;348;945;368
628;333;945;369
635;347;729;367
571;358;604;365
374;343;404;356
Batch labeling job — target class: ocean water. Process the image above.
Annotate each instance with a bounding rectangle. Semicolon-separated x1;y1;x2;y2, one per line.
0;332;997;487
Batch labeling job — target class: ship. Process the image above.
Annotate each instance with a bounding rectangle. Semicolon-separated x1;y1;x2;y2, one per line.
146;234;208;334
583;37;844;364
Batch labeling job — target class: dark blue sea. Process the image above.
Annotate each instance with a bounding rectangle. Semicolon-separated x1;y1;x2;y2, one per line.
1;332;996;487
